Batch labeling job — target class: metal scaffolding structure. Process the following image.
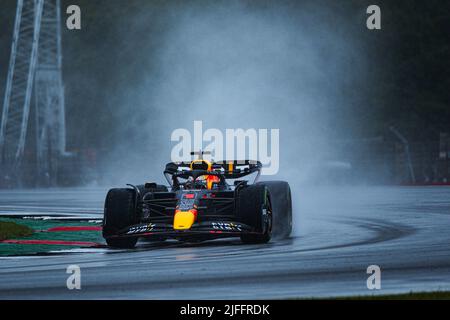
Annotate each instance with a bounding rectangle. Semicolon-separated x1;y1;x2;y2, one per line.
0;0;66;187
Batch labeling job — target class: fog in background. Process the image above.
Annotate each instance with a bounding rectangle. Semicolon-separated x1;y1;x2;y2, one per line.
98;1;374;189
70;0;378;237
2;0;449;189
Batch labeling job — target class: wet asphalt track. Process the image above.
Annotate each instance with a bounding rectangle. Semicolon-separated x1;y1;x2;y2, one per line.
0;186;450;299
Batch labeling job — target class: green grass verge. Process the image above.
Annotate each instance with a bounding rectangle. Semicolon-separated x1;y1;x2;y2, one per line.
0;220;33;241
336;291;450;300
0;218;103;256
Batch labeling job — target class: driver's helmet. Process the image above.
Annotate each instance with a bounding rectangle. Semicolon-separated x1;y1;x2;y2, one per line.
190;159;220;190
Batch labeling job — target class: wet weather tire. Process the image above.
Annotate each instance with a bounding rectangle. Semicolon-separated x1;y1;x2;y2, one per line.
237;184;272;244
257;181;292;239
103;188;138;248
105;237;137;249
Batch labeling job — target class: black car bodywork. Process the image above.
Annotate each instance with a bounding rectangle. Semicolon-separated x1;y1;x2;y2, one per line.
102;159;292;248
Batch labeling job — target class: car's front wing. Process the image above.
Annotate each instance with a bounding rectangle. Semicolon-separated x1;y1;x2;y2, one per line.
106;220;257;240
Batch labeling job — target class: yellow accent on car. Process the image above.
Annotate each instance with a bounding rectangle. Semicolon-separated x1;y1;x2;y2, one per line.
173;210;196;230
190;159;212;171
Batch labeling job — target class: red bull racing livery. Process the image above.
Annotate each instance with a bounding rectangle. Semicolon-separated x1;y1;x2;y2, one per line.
102;152;292;248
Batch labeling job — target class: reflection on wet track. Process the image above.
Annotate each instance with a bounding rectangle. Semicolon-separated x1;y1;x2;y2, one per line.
0;186;450;299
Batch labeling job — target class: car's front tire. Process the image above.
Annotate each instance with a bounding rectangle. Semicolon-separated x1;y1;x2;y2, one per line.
237;184;272;244
105;237;137;249
103;188;138;248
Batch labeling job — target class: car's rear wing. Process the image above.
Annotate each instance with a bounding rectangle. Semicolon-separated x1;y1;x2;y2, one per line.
164;160;262;179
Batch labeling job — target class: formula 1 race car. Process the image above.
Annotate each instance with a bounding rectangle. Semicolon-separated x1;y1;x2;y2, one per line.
102;152;292;248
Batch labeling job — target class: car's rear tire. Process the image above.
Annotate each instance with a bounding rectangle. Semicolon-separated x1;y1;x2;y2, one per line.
103;188;138;248
257;181;292;239
237;184;272;244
